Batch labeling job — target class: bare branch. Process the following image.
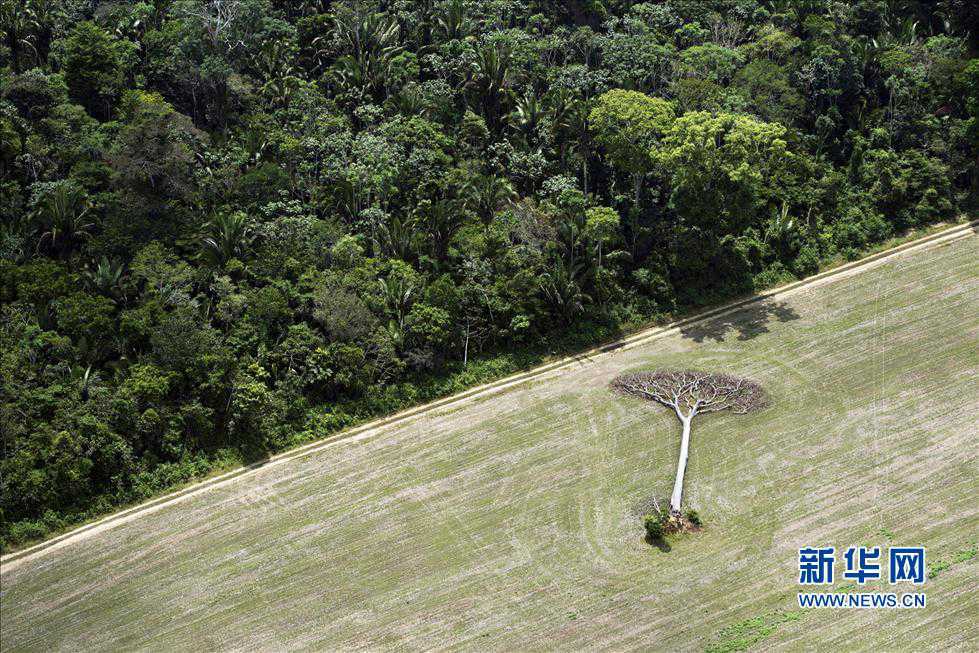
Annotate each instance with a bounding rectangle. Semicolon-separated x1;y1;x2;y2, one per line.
182;0;243;52
610;369;767;419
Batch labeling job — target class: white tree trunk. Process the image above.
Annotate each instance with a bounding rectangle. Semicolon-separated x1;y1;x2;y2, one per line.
669;414;692;514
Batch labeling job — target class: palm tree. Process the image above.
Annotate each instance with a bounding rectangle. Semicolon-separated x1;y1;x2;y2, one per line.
468;42;514;129
556;211;591;273
111;0;150;43
332;178;363;222
465;174;517;225
378;274;416;334
297;0;330;17
240;127;270;167
67;364;98;401
251;40;301;109
435;0;468;40
327;9;403;99
550;95;592;194
0;215;32;263
880;12;922;47
545;87;578;134
373;212;419;260
84;257;128;303
764;201;798;259
34;182;94;256
421;197;467;261
508;89;545;143
540;261;591;325
330;53;370;100
0;0;40;72
201;212;254;266
390;83;430;117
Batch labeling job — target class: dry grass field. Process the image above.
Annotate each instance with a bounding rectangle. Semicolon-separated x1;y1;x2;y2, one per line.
1;233;977;652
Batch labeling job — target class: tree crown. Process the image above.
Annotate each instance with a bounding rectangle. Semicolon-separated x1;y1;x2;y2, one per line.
611;369;767;417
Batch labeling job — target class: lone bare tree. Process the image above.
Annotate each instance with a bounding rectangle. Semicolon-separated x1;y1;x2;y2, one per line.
611;370;766;517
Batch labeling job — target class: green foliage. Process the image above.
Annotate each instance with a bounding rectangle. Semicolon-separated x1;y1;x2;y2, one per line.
733;60;804;125
201;212;255;267
684;509;702;527
656;112;799;234
121;364;173;407
405;303;452;352
3;69;69;119
308;342;369;397
654;112;812;295
109;91;202;204
589;89;676;178
32;181;94;256
60;21;134;119
706;611;804;653
51;292;115;350
584;206;619;247
229;363;276;453
677;43;744;84
850;148;954;229
643;513;665;541
11;260;73;306
927;544;976;579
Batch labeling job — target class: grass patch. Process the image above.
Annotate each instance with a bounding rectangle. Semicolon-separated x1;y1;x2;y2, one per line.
929;542;978;579
706;610;804;653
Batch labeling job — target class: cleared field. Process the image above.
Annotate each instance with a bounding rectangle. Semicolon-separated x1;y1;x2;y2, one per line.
1;233;977;652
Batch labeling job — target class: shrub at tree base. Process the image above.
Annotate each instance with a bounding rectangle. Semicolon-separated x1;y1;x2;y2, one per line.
643;507;702;544
685;509;702;528
644;513;666;541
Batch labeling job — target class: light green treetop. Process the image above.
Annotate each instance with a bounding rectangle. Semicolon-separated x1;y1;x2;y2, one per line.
588;89;677;178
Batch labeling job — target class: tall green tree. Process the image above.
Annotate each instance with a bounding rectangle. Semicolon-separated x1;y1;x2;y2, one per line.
61;21;133;120
588;89;676;213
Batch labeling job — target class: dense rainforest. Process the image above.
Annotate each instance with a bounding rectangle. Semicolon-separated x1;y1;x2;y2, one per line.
1;0;977;550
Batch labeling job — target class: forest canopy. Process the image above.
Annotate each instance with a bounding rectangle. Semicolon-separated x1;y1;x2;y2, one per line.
1;0;976;550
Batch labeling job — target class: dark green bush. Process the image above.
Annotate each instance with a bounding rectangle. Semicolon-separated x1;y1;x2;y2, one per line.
644;513;666;541
685;509;702;527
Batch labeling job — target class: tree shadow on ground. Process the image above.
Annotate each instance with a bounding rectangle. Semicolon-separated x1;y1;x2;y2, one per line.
679;299;801;343
645;534;672;552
